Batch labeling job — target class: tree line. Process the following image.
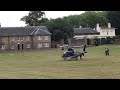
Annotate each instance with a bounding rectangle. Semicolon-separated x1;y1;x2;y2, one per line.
20;11;120;44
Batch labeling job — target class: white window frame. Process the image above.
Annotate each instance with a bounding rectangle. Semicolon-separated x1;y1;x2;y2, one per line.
1;38;5;42
17;37;20;41
1;45;5;50
38;36;42;40
107;32;108;35
44;43;49;47
21;37;24;41
27;37;30;41
44;36;48;40
38;43;42;48
11;37;15;41
11;44;14;49
27;44;30;48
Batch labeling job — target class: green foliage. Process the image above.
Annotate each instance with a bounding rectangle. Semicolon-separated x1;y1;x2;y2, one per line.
43;18;73;42
106;11;120;35
101;38;106;44
112;35;120;43
63;15;80;28
79;11;108;28
93;38;101;46
100;37;114;45
20;11;45;26
106;37;113;44
63;11;108;28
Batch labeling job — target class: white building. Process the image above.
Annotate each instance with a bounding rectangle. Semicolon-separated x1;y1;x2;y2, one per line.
96;23;116;38
71;23;116;46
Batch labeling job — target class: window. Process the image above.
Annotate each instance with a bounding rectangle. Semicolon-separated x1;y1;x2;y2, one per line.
21;37;24;41
17;37;20;41
1;38;5;42
44;36;48;40
11;44;14;49
107;32;108;35
38;43;42;48
11;37;14;41
44;43;49;47
27;37;30;41
38;36;42;40
27;44;30;48
1;45;5;50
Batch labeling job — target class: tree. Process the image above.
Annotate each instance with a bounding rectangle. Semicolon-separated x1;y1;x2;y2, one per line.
63;15;80;28
79;11;108;28
106;11;120;35
20;11;45;26
63;11;108;28
43;18;73;43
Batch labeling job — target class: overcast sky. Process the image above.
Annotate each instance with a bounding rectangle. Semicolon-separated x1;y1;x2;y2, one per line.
0;11;84;27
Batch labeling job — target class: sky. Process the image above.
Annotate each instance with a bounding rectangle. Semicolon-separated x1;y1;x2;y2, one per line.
0;11;84;27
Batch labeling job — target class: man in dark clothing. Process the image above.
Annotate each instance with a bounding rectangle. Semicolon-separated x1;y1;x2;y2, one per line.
105;48;109;56
83;45;86;52
67;47;75;56
63;48;74;57
68;47;75;53
82;45;87;56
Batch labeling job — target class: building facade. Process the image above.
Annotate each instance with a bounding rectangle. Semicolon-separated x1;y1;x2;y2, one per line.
70;23;116;47
71;27;100;47
96;23;116;38
0;26;51;51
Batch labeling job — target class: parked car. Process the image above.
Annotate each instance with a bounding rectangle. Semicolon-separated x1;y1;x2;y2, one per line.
59;44;69;49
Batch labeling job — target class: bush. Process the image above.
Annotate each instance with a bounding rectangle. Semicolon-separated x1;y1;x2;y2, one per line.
93;38;100;46
101;38;106;44
93;36;120;45
106;37;111;44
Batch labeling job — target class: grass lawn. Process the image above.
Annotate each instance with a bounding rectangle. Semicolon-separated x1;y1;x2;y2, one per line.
0;45;120;79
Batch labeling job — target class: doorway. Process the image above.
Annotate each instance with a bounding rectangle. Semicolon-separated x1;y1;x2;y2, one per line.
17;44;20;50
22;44;24;50
87;39;90;45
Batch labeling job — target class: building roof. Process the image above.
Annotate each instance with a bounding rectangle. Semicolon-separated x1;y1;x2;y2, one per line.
0;26;51;36
100;26;116;29
74;28;100;35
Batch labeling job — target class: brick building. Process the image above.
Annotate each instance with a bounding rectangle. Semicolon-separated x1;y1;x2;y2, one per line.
0;26;51;51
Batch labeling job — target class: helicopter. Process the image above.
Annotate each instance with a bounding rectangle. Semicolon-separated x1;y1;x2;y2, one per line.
62;45;87;60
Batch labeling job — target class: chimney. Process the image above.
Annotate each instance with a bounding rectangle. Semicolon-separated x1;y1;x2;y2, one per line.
108;23;111;28
96;23;99;28
79;25;81;28
96;23;100;32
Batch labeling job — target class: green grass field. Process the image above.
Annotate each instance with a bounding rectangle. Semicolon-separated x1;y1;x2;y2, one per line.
0;45;120;79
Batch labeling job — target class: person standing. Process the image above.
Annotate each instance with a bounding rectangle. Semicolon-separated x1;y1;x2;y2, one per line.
105;48;109;56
